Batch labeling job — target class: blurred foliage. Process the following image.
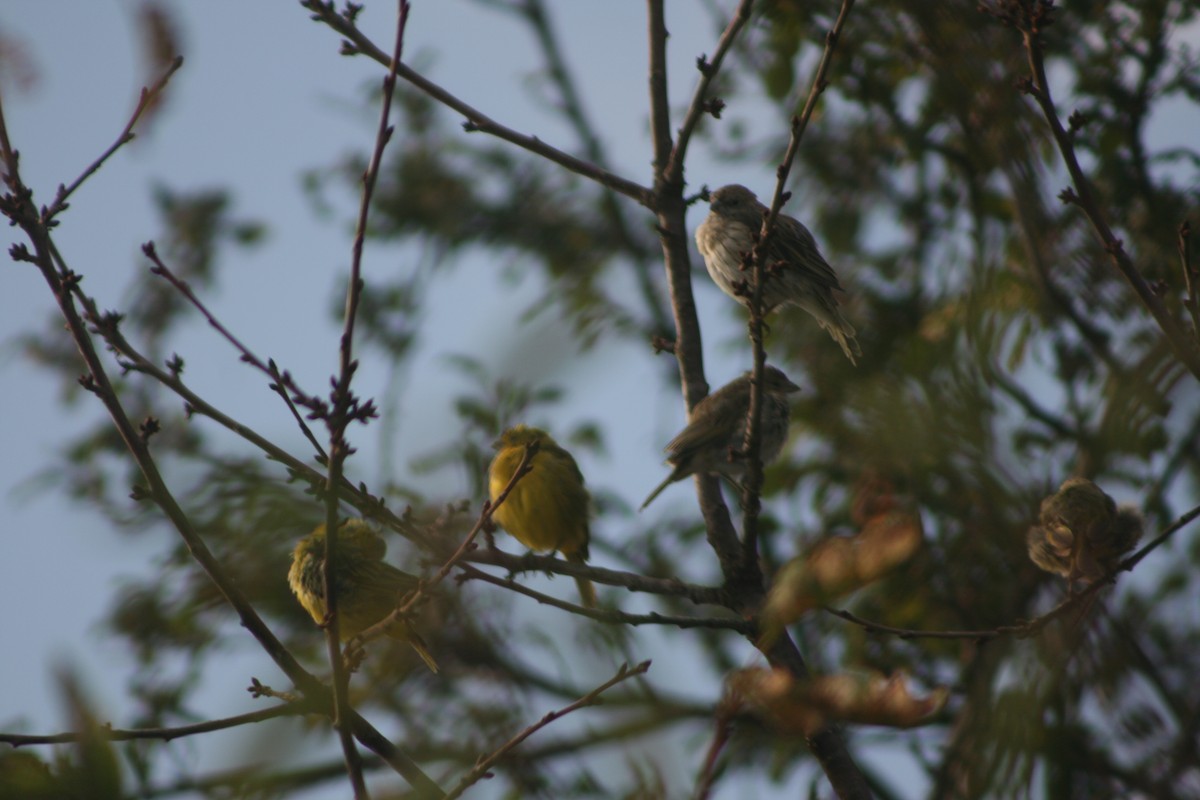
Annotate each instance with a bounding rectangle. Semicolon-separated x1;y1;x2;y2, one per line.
0;675;124;799
7;0;1200;798
304;84;662;348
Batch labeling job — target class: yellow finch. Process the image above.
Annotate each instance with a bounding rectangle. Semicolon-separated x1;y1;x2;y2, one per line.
696;184;861;364
288;519;438;672
1026;477;1144;585
641;367;801;510
488;425;597;608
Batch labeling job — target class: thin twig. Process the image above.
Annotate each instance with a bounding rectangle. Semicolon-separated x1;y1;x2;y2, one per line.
464;548;728;605
458;564;751;632
1180;220;1198;337
693;701;736;800
322;4;411;796
439;661;652;800
742;0;856;592
300;0;651;205
43;57;184;222
517;0;670;333
0;702;309;747
994;2;1200;380
134;709;704;800
78;307;427;547
142;244;328;459
663;0;754;185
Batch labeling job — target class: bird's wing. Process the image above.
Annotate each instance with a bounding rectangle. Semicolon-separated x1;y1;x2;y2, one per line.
768;216;843;291
664;414;736;466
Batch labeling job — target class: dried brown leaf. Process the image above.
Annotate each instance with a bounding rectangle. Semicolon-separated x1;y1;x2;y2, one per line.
728;667;948;735
763;510;923;628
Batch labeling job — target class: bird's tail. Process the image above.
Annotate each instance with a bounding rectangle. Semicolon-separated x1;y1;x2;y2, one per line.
402;624;440;673
639;473;677;511
800;297;861;365
824;314;861;365
565;550;598;608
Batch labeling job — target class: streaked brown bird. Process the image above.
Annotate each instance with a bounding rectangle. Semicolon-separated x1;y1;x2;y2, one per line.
288;519;438;673
696;184;861;364
1026;477;1144;585
641;367;801;510
488;425;597;608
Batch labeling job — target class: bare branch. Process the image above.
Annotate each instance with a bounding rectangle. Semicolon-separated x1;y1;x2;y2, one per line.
645;0;742;569
1180;220;1198;337
0;702;308;747
664;0;754;185
1001;5;1200;379
300;0;651;204
458;564;751;631
141;243;328;457
439;660;652;800
693;699;736;800
322;5;412;794
740;0;856;628
43;56;184;222
464;548;727;605
517;0;671;333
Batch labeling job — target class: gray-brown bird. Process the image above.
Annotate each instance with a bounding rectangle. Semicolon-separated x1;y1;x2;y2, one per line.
641;367;801;510
696;184;861;364
1026;477;1144;585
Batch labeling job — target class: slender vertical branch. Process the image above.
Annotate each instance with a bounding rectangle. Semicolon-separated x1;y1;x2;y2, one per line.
645;0;742;567
320;3;411;796
1180;220;1198;338
738;261;769;571
646;0;674;196
693;703;735;800
742;0;856;576
743;6;872;799
663;0;754;185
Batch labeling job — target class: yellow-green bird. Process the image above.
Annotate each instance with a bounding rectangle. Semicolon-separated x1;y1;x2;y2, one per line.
641;367;801;510
288;518;438;673
488;425;597;608
1026;477;1144;585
